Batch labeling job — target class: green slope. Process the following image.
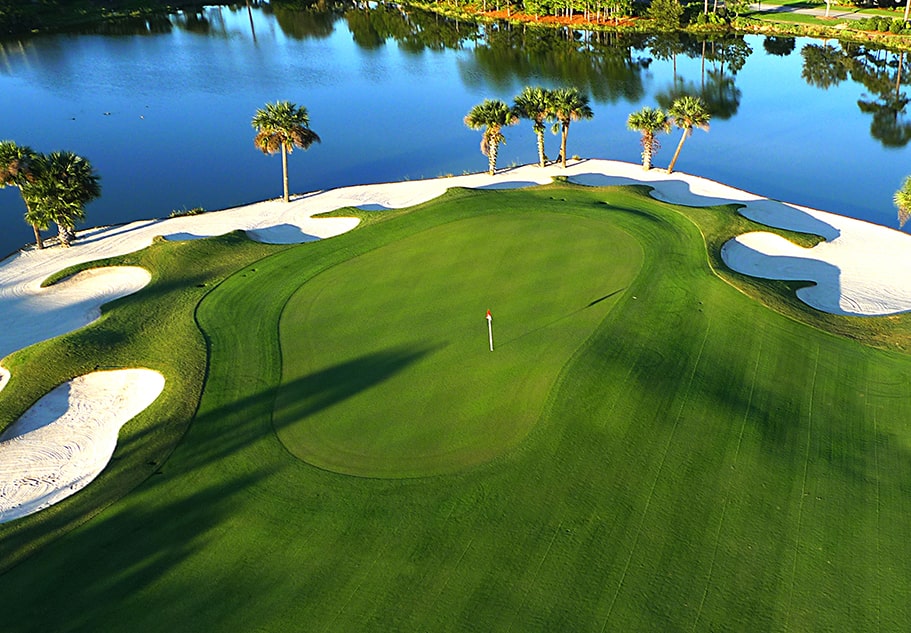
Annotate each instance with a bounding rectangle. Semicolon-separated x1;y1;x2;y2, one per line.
1;183;910;631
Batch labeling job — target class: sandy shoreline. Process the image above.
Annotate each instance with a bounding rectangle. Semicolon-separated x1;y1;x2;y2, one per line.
2;158;910;522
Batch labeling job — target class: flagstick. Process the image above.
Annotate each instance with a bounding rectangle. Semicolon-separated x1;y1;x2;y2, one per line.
486;310;494;352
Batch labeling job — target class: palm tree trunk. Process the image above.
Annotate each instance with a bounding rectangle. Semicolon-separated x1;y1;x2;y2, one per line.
58;224;71;247
32;223;44;250
667;130;688;174
536;129;546;167
246;0;257;42
561;122;569;168
281;143;290;203
642;132;653;170
488;140;498;175
905;0;910;22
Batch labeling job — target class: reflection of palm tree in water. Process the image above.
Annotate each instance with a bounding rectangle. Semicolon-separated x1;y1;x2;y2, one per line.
801;44;911;148
653;35;745;121
855;50;911;148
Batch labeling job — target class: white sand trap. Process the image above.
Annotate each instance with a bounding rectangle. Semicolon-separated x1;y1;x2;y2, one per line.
0;368;165;523
721;220;911;316
565;160;911;316
0;367;9;396
0;266;151;362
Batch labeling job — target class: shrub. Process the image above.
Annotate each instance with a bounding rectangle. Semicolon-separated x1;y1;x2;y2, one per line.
169;206;206;218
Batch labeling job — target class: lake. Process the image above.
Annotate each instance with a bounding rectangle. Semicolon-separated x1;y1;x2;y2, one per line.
2;2;910;257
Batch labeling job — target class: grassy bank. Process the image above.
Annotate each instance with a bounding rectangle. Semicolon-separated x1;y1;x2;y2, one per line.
410;0;911;50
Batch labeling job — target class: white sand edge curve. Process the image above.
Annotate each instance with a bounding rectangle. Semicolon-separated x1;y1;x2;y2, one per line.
565;161;911;316
0;266;152;362
0;368;165;523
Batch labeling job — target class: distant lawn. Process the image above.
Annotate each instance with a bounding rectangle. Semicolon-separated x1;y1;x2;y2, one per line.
1;183;911;631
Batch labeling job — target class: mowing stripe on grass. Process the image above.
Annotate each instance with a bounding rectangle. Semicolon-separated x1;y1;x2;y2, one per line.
3;185;911;631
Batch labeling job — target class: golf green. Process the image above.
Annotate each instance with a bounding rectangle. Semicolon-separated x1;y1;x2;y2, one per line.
274;212;642;477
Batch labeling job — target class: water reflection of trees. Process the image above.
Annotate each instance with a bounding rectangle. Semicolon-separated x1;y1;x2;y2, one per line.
801;42;911;147
762;36;796;57
464;25;651;102
341;4;655;102
272;0;348;39
652;33;748;120
344;3;473;51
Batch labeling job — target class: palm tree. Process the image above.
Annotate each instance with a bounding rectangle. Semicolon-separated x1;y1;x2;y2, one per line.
548;87;594;169
252;101;321;203
895;175;911;227
513;86;553;168
666;95;711;174
25;151;101;247
627;106;670;170
0;140;47;249
464;99;518;175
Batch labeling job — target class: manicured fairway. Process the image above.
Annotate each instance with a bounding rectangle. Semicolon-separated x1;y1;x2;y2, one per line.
1;184;911;631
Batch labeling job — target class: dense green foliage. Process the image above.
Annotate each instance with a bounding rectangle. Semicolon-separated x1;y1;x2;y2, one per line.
0;141;100;249
0;0;213;35
2;184;911;630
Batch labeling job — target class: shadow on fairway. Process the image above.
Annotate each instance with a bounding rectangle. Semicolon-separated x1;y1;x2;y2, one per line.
167;346;434;474
272;346;436;430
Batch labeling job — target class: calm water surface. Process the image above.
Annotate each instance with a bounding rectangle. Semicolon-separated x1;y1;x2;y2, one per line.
1;4;910;256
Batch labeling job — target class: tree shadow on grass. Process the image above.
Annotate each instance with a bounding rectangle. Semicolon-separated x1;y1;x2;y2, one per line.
0;467;271;631
271;346;436;431
497;289;627;349
174;346;436;476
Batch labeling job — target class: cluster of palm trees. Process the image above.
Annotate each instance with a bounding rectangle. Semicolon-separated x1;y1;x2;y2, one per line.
1;97;712;251
464;86;594;175
462;88;712;177
0;141;101;249
627;95;711;173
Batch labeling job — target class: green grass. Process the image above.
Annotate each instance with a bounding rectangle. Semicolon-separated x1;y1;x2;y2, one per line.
276;209;642;477
0;232;284;571
1;183;911;631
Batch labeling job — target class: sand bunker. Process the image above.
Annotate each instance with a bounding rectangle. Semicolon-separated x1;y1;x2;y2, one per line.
0;266;152;362
0;368;165;523
566;161;911;316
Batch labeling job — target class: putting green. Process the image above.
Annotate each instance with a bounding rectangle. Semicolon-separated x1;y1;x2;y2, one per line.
274;211;642;477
